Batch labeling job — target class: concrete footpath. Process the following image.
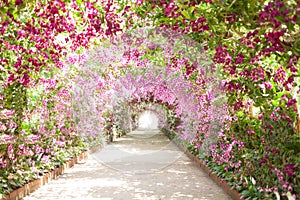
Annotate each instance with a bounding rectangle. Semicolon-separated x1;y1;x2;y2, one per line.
23;129;232;200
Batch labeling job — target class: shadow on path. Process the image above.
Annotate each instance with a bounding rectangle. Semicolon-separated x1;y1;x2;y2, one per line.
23;129;232;200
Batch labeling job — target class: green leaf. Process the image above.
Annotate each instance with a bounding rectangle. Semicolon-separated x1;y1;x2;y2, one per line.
75;0;83;7
271;99;280;107
181;10;190;19
236;111;244;117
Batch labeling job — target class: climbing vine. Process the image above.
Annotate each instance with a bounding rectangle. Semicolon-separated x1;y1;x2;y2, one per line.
0;0;299;199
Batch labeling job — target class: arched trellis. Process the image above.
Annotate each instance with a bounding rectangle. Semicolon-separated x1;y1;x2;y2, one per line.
66;19;300;200
0;1;299;199
70;27;227;146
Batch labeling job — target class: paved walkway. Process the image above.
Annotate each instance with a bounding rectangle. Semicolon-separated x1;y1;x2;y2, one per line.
23;129;232;200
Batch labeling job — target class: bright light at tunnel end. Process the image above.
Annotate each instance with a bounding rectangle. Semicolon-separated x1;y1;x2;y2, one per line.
138;110;159;130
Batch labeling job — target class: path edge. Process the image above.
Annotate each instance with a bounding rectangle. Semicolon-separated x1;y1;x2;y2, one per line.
165;133;245;200
1;144;104;200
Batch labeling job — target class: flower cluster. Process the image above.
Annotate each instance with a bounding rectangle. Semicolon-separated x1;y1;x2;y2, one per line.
0;0;299;199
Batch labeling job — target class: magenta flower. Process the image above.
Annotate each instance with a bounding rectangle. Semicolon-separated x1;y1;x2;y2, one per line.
51;7;59;14
15;0;22;6
286;98;297;107
285;164;297;178
235;53;245;64
260;158;267;164
258;113;263;120
264;82;272;90
20;73;30;86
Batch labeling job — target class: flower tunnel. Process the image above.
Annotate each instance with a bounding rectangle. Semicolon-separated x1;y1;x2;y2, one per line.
69;27;226;147
1;0;300;199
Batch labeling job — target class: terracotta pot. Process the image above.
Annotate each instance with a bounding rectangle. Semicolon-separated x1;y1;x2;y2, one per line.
43;173;50;185
8;189;18;200
69;158;75;167
17;186;26;199
29;178;41;193
74;156;79;163
0;196;7;200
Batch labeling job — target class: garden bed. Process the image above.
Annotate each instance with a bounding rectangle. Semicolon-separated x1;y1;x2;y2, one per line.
165;132;244;200
0;144;103;200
